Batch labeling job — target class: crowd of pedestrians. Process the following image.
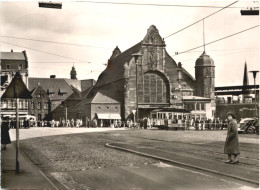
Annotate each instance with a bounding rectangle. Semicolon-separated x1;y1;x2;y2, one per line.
7;118;84;128
184;118;229;130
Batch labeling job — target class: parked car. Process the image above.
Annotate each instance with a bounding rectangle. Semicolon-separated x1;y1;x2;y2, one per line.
237;118;258;134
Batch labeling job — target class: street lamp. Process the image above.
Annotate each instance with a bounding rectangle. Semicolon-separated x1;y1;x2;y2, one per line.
249;70;259;117
132;53;143;124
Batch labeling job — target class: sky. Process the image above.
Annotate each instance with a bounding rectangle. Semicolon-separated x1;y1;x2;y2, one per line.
0;0;259;87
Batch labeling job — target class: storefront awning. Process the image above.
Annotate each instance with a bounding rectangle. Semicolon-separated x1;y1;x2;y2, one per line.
97;113;121;120
109;114;121;119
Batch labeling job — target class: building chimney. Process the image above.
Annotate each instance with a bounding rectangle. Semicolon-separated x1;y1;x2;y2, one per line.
50;75;56;78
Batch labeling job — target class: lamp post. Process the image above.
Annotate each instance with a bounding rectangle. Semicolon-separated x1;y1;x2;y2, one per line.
132;53;143;124
249;70;259;117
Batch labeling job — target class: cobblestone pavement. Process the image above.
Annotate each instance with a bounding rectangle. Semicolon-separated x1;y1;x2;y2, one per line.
9;128;259;189
12;128;259;172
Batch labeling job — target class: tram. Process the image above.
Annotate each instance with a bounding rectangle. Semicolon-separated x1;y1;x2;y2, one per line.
150;108;191;129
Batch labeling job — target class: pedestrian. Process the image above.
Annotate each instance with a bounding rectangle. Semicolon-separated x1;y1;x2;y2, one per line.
71;119;74;127
224;112;240;164
66;119;71;127
62;119;65;127
1;117;11;150
144;117;148;129
200;119;204;130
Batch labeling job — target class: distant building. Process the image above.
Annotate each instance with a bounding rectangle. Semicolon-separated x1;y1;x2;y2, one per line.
215;62;259;119
1;72;31;117
28;83;51;121
68;25;216;125
28;67;96;120
1;50;29;95
0;50;30;117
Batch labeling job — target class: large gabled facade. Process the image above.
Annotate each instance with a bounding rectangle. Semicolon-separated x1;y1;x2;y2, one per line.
73;25;215;122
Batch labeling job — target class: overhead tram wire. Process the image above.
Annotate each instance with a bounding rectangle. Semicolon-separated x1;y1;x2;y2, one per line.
164;1;239;39
174;25;259;56
1;41;91;63
0;36;112;49
75;1;243;8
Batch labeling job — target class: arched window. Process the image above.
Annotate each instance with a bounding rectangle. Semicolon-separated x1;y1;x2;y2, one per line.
137;72;169;104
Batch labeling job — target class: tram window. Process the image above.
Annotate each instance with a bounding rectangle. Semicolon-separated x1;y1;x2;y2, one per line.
201;103;205;111
196;103;200;111
158;113;162;119
163;113;166;119
183;115;186;119
168;113;172;119
178;115;182;120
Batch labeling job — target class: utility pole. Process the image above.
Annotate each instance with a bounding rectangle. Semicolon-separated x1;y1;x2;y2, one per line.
249;71;259;118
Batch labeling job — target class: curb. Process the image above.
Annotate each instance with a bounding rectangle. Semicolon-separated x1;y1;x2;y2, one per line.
105;143;259;186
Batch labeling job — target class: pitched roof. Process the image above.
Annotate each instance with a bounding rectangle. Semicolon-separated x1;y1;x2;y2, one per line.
1;52;26;60
2;72;31;99
95;42;142;88
84;89;120;104
28;78;80;100
92;91;120;104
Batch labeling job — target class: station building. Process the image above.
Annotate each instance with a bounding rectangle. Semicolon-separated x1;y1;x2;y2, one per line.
69;25;216;124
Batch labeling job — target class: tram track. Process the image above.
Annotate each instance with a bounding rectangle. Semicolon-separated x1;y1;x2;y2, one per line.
105;142;259;187
101;134;259;166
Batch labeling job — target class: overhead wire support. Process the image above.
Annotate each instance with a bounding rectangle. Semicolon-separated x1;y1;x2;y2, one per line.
165;1;239;39
174;25;259;56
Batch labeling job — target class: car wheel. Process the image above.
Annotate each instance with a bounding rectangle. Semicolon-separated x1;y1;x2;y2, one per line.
246;127;255;134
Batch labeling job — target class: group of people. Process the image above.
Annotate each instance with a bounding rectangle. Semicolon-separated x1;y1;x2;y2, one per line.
52;119;83;128
4;118;84;128
186;118;229;130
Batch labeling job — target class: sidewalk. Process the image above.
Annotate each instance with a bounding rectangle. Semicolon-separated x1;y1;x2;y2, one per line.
1;142;57;189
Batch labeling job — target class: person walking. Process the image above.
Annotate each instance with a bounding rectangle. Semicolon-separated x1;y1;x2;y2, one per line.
1;117;11;150
224;112;240;164
71;119;74;127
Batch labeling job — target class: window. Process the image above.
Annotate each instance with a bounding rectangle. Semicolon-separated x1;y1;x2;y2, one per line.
98;106;101;109
12;100;16;108
24;100;28;109
18;64;23;70
44;102;48;109
115;106;118;110
6;64;10;69
201;103;205;111
106;106;109;109
1;101;7;108
38;114;42;121
137;73;168;104
31;102;35;109
37;102;41;109
19;100;23;109
196;103;200;111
